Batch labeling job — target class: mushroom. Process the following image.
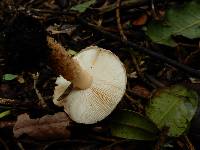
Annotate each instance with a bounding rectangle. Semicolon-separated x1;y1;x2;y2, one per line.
47;37;127;124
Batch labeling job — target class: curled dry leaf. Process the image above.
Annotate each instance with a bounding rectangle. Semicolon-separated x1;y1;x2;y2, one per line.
132;85;151;99
13;112;71;140
132;14;148;26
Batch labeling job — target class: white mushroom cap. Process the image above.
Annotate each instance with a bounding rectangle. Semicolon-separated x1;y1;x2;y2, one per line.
53;46;127;124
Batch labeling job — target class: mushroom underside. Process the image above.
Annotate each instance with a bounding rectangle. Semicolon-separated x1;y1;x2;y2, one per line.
53;46;127;124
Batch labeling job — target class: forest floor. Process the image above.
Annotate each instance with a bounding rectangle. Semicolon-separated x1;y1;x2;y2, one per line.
0;0;200;149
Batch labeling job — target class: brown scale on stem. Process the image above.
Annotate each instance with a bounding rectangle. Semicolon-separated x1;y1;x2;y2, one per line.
47;36;92;89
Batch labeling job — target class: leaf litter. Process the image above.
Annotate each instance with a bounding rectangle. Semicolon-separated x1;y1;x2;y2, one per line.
0;0;200;149
13;112;71;140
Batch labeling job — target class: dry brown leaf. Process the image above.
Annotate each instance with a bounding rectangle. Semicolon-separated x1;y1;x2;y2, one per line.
132;14;148;26
13;112;71;140
132;85;151;99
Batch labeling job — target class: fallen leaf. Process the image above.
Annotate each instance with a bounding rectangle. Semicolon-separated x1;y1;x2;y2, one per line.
132;85;151;99
146;85;198;137
110;110;158;140
2;74;17;81
13;112;71;140
70;0;96;13
147;1;200;46
0;110;11;118
132;14;148;26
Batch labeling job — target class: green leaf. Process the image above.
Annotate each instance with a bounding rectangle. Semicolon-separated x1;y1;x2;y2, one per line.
146;85;198;137
147;1;200;46
0;110;11;118
110;110;158;141
70;0;96;13
3;74;17;81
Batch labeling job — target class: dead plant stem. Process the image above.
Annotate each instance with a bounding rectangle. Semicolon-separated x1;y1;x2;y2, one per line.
116;0;127;42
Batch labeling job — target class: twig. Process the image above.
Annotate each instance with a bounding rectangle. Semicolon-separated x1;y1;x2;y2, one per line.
125;92;144;112
57;84;73;101
0;98;35;108
151;0;160;20
0;98;17;106
144;74;166;88
96;0;149;14
32;73;47;108
78;18;200;78
130;53;162;88
154;127;169;150
42;139;100;150
100;140;128;150
88;134;117;142
116;0;127;42
184;49;200;65
17;142;26;150
124;93;138;104
130;54;142;76
0;97;52;113
0;137;9;150
184;136;195;150
177;43;199;48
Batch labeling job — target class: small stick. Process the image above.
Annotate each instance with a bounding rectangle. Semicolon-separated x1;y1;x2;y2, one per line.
184;136;195;150
125;92;144;112
116;0;127;42
97;0;149;14
17;142;26;150
154;128;169;150
32;73;47;108
130;53;143;77
0;98;35;108
78;19;200;78
144;74;166;88
151;0;159;20
0;98;17;106
124;92;138;104
0;137;9;150
184;49;200;65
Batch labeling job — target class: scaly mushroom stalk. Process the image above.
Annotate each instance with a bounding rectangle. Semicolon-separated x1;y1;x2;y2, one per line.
47;36;92;89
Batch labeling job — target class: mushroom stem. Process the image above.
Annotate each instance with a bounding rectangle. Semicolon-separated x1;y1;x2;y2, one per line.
47;36;92;89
